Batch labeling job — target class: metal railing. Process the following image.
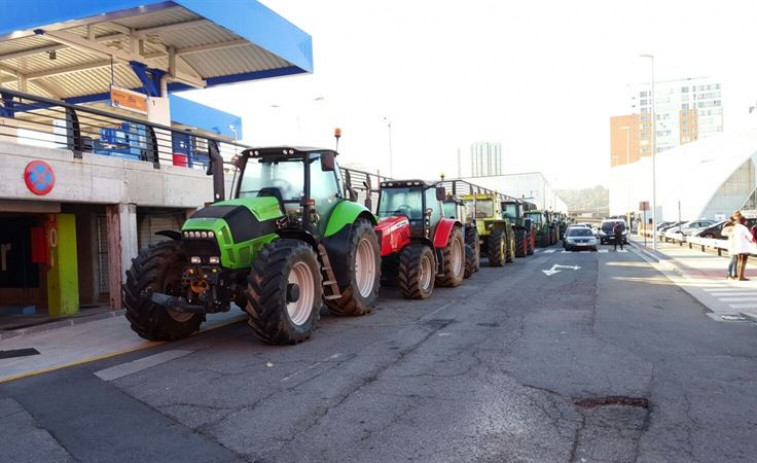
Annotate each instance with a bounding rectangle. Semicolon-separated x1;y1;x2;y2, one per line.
0;88;244;171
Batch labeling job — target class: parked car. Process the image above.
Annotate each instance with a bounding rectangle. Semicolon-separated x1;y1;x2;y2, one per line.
698;217;757;239
679;219;717;236
659;221;684;237
564;226;598;251
598;219;628;245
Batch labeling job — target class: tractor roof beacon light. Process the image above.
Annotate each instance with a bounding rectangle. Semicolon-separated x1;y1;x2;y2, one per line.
334;128;342;151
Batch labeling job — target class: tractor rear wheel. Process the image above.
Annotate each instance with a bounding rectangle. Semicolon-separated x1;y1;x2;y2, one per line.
246;239;322;344
437;227;465;287
397;244;435;299
325;219;381;316
540;229;550;247
123;241;203;341
487;229;505;267
515;229;526;258
464;244;476;278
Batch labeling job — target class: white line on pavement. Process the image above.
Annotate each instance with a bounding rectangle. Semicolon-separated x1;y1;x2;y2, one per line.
543;249;556;254
94;350;193;382
720;297;757;302
727;303;757;309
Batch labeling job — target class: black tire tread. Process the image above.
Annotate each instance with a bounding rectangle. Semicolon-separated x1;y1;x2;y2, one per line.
514;229;526;258
436;227;465;287
397;244;434;299
325;219;381;317
487;229;505;267
245;239;322;345
122;241;203;341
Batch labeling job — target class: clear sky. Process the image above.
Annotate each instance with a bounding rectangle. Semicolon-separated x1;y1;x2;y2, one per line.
182;0;757;189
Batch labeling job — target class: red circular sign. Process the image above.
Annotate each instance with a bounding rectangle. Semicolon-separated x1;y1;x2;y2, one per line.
24;161;55;196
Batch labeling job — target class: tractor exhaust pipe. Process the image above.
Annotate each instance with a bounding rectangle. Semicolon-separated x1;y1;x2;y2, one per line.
150;292;206;314
208;140;225;203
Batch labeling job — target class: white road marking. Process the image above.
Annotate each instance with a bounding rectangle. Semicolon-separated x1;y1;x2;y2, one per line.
727;303;757;309
543;264;581;276
543;249;557;254
598;250;608;253
720;297;757;302
94;350;193;382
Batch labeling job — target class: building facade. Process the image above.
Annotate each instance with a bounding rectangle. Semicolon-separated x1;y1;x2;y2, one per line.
610;77;723;167
470;142;503;177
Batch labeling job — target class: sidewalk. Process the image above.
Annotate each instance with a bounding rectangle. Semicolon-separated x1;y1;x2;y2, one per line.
629;235;757;323
0;309;246;384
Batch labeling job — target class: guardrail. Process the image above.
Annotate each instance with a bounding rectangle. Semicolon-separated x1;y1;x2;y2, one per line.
637;228;730;257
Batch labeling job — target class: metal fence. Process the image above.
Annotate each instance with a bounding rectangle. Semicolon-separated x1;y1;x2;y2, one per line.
0;88;243;171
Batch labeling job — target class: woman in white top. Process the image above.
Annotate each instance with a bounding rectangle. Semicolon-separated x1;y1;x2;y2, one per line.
722;218;737;279
731;214;754;281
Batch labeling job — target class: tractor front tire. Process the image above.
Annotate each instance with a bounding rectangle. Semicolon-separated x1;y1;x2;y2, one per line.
397;244;435;299
515;229;526;258
464;244;476;278
123;241;203;341
326;219;381;317
487;229;506;267
437;227;465;287
246;239;323;345
506;230;516;263
465;227;481;273
527;231;535;255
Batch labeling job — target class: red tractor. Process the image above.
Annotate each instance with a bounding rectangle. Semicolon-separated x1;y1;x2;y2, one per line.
375;180;466;299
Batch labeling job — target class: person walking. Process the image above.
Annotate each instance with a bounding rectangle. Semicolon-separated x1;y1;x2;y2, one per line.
730;211;754;281
722;217;738;279
613;221;624;251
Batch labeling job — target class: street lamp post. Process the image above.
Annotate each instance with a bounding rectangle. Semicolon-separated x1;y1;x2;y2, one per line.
640;53;657;250
620;125;631;226
383;117;393;177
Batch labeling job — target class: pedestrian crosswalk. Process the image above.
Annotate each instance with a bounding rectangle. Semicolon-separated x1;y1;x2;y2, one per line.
702;287;757;312
536;248;622;254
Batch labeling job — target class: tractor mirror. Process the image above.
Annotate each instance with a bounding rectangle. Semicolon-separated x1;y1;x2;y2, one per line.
435;187;446;201
321;152;336;171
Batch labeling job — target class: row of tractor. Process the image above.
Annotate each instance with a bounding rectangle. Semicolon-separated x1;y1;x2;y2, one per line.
122;147;564;346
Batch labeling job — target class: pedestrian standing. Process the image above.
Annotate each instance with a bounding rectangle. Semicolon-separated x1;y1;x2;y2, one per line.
731;211;754;281
722;217;737;279
613;221;624;251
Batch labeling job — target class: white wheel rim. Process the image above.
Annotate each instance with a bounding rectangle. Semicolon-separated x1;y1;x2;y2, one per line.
420;253;433;291
451;237;463;276
287;261;315;326
355;238;376;298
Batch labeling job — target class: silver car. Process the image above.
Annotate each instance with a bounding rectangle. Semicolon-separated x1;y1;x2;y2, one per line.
564;226;598;251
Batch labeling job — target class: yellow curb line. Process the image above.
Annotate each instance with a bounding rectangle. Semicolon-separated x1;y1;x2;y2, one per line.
0;315;246;384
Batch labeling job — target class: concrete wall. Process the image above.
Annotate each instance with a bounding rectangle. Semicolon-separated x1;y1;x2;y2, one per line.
0;141;216;208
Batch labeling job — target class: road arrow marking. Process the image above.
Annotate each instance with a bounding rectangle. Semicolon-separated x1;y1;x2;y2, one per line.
542;264;581;276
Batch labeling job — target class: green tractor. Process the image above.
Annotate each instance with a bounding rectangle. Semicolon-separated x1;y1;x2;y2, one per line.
123;146;381;345
461;192;515;267
525;210;559;247
501;199;535;257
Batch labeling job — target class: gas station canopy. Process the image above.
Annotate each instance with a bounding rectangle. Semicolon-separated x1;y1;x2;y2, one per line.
0;0;313;103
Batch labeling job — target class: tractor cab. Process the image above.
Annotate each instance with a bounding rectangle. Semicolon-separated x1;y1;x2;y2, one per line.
234;147;342;237
376;180;446;240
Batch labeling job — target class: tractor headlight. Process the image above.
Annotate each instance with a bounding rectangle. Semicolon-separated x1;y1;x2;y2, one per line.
200;231;208;238
208;231;214;238
209;256;220;264
190;256;201;264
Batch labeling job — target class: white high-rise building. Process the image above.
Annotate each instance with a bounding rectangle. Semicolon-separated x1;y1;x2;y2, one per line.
470;142;502;177
631;76;723;154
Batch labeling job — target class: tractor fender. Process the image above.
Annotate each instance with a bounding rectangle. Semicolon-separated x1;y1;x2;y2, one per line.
375;216;412;257
433;218;462;248
156;230;182;241
324;201;376;237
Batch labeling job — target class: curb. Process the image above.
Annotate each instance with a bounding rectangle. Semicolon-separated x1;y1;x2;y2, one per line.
0;309;126;342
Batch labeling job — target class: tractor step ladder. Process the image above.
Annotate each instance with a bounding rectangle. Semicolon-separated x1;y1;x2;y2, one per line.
318;244;342;301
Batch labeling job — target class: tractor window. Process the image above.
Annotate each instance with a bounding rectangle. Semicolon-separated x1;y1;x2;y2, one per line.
309;157;340;234
463;200;475;221
377;188;424;221
525;212;542;225
475;199;494;219
424;187;442;225
238;158;305;207
503;203;519;219
442;201;457;219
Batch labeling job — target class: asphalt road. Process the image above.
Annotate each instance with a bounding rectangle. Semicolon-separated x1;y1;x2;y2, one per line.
2;243;757;462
